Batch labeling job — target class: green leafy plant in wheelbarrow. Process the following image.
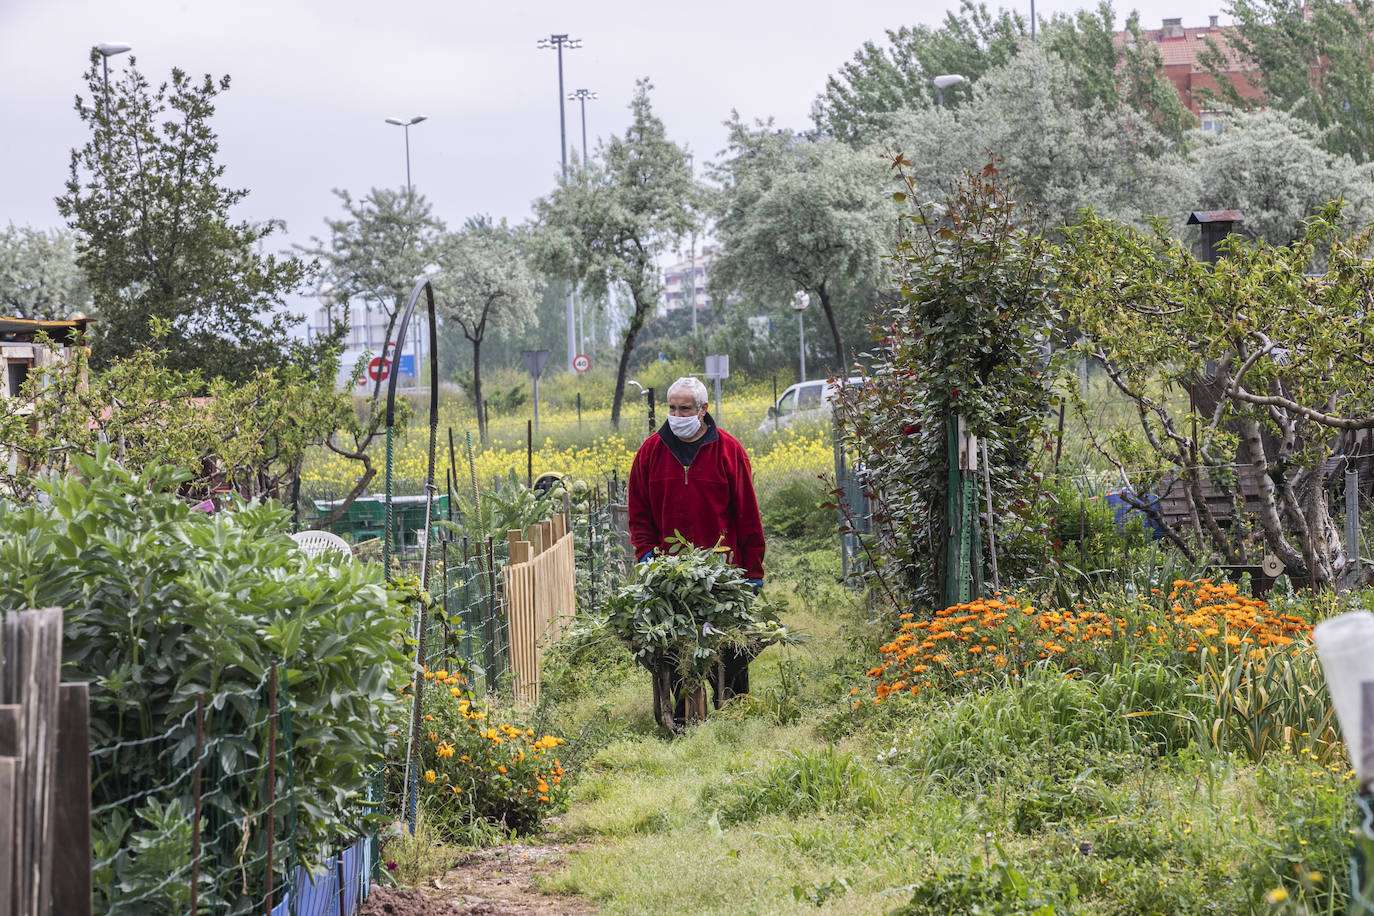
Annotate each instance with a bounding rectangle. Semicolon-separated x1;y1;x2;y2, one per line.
601;534;803;732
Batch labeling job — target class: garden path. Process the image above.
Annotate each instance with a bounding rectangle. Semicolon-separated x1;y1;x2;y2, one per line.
362;838;597;916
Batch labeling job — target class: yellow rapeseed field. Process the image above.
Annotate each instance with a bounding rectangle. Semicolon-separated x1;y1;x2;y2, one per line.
300;394;833;496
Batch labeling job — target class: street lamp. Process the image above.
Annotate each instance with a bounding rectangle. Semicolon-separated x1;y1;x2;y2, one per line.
538;33;582;373
792;291;809;383
95;42;131;96
933;74;966;108
316;281;338;341
384;116;428;195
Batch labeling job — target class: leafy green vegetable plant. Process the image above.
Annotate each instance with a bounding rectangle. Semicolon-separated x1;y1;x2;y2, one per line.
598;535;801;716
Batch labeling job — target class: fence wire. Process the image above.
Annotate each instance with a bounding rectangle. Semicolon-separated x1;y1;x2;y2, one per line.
90;667;375;916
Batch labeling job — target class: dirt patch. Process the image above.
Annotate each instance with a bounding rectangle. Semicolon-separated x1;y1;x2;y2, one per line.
364;840;597;916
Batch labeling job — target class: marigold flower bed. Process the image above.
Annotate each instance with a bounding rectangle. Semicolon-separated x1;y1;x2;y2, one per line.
866;579;1312;701
397;665;567;835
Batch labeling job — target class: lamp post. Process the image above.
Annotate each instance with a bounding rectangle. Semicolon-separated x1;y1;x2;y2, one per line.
384;116;427;195
792;291;809;383
95;43;130;97
316;281;338;343
538;33;582;372
933;73;966;108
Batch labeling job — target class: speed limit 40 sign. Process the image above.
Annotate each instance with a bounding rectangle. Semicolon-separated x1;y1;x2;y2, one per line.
573;353;591;373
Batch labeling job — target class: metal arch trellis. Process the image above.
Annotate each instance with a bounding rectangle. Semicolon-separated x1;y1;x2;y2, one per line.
383;276;441;834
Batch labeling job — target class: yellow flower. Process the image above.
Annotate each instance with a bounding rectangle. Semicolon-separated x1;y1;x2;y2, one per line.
436;741;455;759
1265;888;1288;904
423;770;436;784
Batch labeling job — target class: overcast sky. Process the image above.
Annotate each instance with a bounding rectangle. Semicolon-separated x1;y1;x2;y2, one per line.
3;0;1228;268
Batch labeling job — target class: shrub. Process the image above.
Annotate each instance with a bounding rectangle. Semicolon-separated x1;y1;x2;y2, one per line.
0;450;408;875
409;681;568;836
759;475;833;541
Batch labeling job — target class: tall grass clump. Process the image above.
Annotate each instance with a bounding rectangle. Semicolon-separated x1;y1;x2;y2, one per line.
703;746;894;825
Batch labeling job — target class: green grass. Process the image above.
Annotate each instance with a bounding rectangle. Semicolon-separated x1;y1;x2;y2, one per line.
524;536;1359;915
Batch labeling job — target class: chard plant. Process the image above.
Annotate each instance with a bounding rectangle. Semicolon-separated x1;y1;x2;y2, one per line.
598;534;801;721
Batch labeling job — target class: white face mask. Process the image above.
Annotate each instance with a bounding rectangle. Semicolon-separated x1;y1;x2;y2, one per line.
667;413;701;438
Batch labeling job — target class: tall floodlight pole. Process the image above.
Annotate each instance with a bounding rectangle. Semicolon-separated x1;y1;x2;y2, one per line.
569;88;596;352
539;33;582;372
385;115;428;195
569;88;596;164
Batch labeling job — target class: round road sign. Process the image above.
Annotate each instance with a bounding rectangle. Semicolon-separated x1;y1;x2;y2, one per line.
573;353;591;373
367;356;392;382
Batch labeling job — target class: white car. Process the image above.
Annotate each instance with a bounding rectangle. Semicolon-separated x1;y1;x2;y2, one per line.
758;377;863;434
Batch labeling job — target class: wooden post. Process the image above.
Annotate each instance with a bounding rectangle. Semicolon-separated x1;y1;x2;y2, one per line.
0;756;13;916
2;608;62;916
0;702;17;916
52;683;91;916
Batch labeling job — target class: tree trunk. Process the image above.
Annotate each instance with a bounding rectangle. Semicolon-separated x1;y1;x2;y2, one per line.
610;290;651;429
471;336;486;444
817;283;846;375
1239;416;1306;573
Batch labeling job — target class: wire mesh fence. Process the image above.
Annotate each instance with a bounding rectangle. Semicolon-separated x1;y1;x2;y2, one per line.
90;665;377;916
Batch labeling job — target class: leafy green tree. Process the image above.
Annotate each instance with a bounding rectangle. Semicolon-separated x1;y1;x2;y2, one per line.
1187;109;1374;245
433;218;542;442
709;119;893;373
1115;12;1196;142
1199;0;1374;163
1059;204;1374;590
813;0;1027;142
835;160;1060;609
880;47;1194;231
0;335;350;504
57;52;316;381
1038;1;1121;112
296;186;447;517
302;186;446;335
0;225;90;319
534;79;698;427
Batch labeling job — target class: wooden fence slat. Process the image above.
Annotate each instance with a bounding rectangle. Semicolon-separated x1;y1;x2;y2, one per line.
52;683;90;916
2;609;63;916
501;529;576;705
0;756;14;916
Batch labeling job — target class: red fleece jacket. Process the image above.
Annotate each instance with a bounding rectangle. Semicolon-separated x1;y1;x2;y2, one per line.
627;427;766;579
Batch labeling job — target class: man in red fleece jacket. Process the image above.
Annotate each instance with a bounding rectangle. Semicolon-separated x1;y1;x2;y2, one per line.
628;376;765;699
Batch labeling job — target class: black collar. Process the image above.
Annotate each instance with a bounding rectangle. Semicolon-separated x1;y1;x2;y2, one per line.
658;412;719;466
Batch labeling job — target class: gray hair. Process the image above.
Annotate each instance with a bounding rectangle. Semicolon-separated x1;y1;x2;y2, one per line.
666;376;708;408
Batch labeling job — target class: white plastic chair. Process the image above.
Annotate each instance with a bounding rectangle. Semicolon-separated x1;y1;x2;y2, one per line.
290;529;353;561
